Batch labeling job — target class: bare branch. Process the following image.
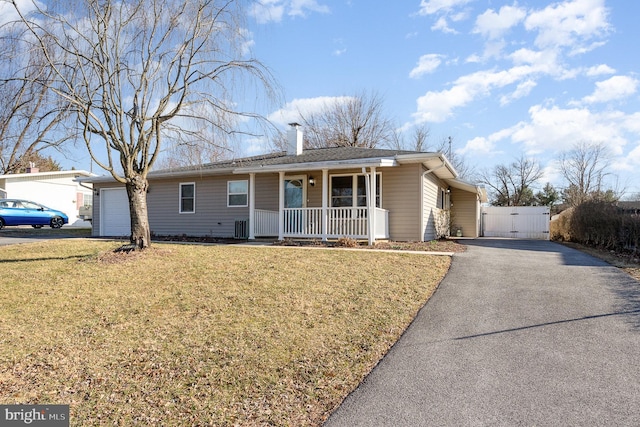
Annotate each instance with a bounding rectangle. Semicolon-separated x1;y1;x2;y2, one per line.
9;0;277;248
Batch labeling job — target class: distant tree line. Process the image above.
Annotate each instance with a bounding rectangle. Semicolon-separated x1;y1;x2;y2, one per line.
478;142;623;210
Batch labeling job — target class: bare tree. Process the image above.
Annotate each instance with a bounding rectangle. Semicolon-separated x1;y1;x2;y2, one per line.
479;155;543;206
10;0;275;249
558;142;615;206
387;124;430;152
300;90;394;149
156;121;235;169
435;136;475;181
0;26;71;174
411;124;430;152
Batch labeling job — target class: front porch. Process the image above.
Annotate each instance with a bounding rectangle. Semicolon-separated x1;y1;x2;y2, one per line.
246;168;389;243
253;207;389;240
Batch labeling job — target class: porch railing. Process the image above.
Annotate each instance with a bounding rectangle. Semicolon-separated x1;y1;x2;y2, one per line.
254;207;389;239
255;209;279;236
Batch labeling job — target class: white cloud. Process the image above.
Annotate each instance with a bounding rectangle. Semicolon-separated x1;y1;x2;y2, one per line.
620;143;640;171
409;54;444;79
473;4;527;40
500;80;537;106
622;112;640;134
431;16;458;34
250;0;329;23
250;1;285;24
239;28;255;56
463;105;640;184
507;105;629;156
413;66;539;123
585;64;615;76
289;0;330;18
267;96;352;127
469;40;507;62
0;0;38;26
417;0;473;16
540;162;564;186
459;136;497;156
414;85;474;123
524;0;610;50
580;75;639;104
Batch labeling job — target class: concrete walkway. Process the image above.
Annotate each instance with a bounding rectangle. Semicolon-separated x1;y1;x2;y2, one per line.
324;239;640;426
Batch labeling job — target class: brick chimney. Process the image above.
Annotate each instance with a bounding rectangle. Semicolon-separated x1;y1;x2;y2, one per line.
287;122;303;155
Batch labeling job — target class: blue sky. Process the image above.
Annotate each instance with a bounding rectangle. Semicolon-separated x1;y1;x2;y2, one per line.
242;0;640;196
7;0;636;196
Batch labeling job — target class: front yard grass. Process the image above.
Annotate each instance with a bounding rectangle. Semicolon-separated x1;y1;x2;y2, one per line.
0;240;450;426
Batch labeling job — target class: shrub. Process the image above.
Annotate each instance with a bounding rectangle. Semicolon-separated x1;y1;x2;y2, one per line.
551;201;638;254
620;214;640;253
336;236;359;247
550;208;573;241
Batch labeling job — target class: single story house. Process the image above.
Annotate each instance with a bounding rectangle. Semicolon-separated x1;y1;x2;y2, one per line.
87;125;487;243
0;169;95;227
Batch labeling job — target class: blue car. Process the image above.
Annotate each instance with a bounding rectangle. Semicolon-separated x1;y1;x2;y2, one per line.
0;199;69;229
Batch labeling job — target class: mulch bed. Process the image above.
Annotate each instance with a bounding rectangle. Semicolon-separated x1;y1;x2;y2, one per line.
153;235;467;253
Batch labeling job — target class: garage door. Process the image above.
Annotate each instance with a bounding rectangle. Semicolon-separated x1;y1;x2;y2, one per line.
482;206;550;240
100;188;131;236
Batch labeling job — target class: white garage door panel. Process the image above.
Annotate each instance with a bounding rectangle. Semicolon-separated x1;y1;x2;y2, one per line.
101;188;131;236
482;206;550;240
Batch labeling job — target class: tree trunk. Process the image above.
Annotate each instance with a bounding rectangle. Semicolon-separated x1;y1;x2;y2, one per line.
126;175;151;249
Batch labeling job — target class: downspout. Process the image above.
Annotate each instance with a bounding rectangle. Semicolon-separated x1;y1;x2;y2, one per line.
422;160;446;177
421;160;446;242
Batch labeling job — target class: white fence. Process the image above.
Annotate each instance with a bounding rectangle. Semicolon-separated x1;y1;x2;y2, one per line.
482;206;550;240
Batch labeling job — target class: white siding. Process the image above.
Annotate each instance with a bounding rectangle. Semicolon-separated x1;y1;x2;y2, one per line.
422;173;439;241
383;165;421;241
451;189;481;237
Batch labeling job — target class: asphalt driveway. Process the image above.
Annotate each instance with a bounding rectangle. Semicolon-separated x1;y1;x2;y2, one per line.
325;238;640;426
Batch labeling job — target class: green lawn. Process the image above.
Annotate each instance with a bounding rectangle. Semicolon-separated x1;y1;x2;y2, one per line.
0;240;450;426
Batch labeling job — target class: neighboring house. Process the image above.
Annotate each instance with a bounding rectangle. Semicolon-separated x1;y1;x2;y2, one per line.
0;169;95;227
618;201;640;215
87;125;487;242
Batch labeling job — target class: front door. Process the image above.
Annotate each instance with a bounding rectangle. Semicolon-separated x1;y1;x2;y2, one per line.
284;177;305;208
284;177;306;234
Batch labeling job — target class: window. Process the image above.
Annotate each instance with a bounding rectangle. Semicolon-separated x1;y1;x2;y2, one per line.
331;174;381;208
180;183;195;213
228;180;248;207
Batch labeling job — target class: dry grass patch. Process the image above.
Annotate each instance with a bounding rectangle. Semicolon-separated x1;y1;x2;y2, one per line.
560;241;640;282
0;240;450;426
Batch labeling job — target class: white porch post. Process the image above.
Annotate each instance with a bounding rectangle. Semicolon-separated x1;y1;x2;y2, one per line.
248;173;256;240
370;166;376;245
278;171;285;240
321;168;328;241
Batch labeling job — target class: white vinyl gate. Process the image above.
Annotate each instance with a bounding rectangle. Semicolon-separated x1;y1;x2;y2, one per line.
481;206;550;240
